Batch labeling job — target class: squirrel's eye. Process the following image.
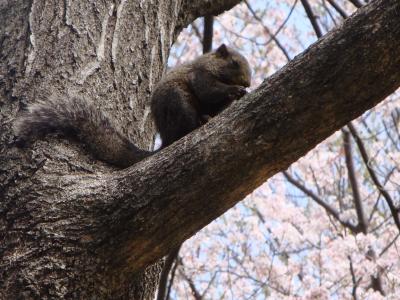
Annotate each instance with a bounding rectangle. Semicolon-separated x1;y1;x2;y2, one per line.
231;59;240;68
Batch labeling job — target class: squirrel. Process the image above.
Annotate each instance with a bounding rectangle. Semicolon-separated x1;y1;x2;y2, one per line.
14;44;251;168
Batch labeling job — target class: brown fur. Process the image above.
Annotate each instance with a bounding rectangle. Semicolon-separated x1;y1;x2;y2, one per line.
14;44;251;167
151;44;251;147
14;97;151;167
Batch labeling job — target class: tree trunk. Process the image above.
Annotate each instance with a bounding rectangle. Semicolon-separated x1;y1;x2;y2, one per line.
1;0;400;299
0;0;240;298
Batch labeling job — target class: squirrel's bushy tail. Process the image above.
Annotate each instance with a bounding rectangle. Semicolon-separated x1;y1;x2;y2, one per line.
14;97;153;168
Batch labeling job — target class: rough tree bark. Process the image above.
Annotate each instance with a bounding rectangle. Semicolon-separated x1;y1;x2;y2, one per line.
0;0;399;299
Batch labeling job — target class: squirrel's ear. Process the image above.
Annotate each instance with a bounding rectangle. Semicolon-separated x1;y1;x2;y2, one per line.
216;44;229;58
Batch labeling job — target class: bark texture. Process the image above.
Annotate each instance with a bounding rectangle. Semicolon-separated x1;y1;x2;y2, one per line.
1;0;400;299
0;0;241;299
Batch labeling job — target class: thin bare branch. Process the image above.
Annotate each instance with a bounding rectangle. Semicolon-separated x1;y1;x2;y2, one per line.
347;122;400;231
379;233;400;256
157;246;181;300
391;108;400;142
366;248;386;295
342;129;368;233
178;258;203;300
165;255;179;300
327;0;349;18
300;0;323;38
283;171;359;232
348;256;359;300
347;0;363;8
264;0;299;51
244;0;291;60
203;15;214;53
322;0;339;28
191;22;203;43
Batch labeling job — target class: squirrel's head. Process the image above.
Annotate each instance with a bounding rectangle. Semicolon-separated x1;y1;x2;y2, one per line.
212;44;251;87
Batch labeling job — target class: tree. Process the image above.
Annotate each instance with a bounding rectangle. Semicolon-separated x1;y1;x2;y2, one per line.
1;0;399;299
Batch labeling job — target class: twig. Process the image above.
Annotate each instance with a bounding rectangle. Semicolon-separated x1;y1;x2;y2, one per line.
300;0;323;38
366;248;386;296
263;0;299;51
347;122;400;232
243;0;291;60
165;253;180;300
347;0;363;8
348;256;359;300
283;171;359;232
178;257;203;300
203;15;213;53
157;246;182;300
326;0;348;18
379;233;400;257
342;129;368;233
